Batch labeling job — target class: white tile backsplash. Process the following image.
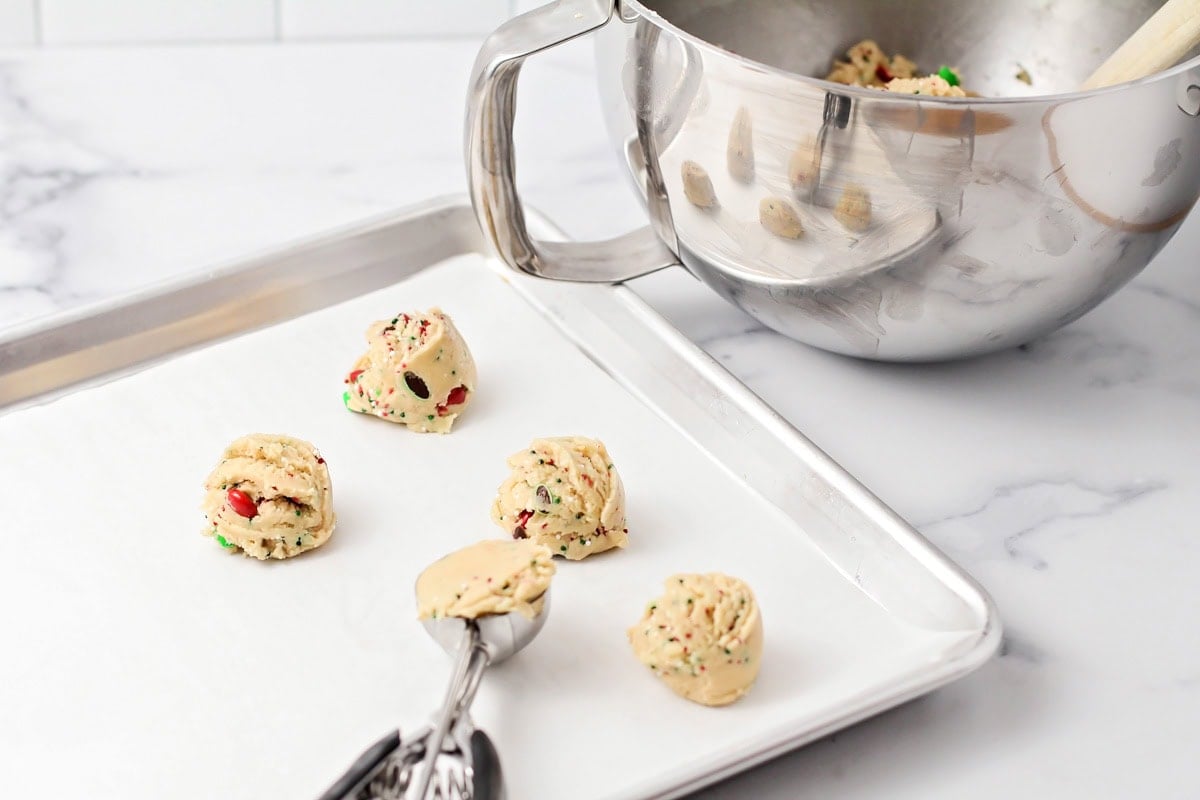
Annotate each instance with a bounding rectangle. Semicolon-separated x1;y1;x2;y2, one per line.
280;0;514;39
39;0;276;43
0;0;35;45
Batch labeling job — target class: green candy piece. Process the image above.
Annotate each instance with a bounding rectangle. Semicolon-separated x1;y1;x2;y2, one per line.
937;65;960;87
216;534;234;550
342;390;358;412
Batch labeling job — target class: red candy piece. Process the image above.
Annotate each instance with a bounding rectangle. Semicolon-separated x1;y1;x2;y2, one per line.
512;509;535;539
436;385;469;417
346;369;365;384
226;488;258;518
875;63;893;82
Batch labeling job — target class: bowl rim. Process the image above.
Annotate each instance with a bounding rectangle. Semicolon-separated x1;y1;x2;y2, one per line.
622;0;1200;106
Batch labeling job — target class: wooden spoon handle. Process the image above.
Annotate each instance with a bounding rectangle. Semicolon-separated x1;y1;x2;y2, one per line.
1081;0;1200;90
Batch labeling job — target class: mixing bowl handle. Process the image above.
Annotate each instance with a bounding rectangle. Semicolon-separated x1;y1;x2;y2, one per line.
466;0;680;283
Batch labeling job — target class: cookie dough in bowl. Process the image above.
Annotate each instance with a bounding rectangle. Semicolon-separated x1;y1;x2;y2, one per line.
202;434;335;560
826;39;969;96
344;308;477;433
490;436;628;560
416;539;556;620
628;573;763;707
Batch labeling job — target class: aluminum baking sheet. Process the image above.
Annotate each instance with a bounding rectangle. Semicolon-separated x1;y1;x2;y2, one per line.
0;198;999;799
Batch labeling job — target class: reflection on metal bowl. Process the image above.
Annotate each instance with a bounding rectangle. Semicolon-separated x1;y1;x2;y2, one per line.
469;0;1200;360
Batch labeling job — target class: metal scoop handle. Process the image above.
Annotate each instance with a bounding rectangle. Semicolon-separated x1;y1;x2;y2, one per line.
314;730;402;800
410;622;492;800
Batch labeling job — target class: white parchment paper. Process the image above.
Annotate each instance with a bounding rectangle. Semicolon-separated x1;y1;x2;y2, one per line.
0;255;973;799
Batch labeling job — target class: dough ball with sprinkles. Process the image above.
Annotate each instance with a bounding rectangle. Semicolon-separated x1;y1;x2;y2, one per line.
628;573;763;706
343;308;477;434
202;434;335;560
490;436;628;560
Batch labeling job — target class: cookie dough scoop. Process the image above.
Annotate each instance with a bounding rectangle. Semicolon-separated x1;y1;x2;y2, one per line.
411;540;554;800
320;541;553;799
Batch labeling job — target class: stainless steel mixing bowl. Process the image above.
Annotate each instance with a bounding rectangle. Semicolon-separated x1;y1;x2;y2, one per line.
467;0;1200;360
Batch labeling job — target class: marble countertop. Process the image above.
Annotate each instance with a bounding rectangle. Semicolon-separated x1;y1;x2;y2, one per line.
3;40;1198;798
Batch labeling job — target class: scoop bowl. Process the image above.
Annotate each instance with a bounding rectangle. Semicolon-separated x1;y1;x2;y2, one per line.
420;590;551;666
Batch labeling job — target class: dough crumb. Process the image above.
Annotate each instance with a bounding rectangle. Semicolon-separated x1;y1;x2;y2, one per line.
343;308;476;434
201;434;335;560
628;573;764;706
417;539;555;620
490;436;628;560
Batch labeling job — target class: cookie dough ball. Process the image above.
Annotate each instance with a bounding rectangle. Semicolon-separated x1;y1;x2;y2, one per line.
787;137;819;191
416;539;556;620
344;308;477;434
628;573;763;706
202;434;335;560
681;161;717;209
759;197;804;239
834;184;872;232
490;436;628;560
727;106;755;183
